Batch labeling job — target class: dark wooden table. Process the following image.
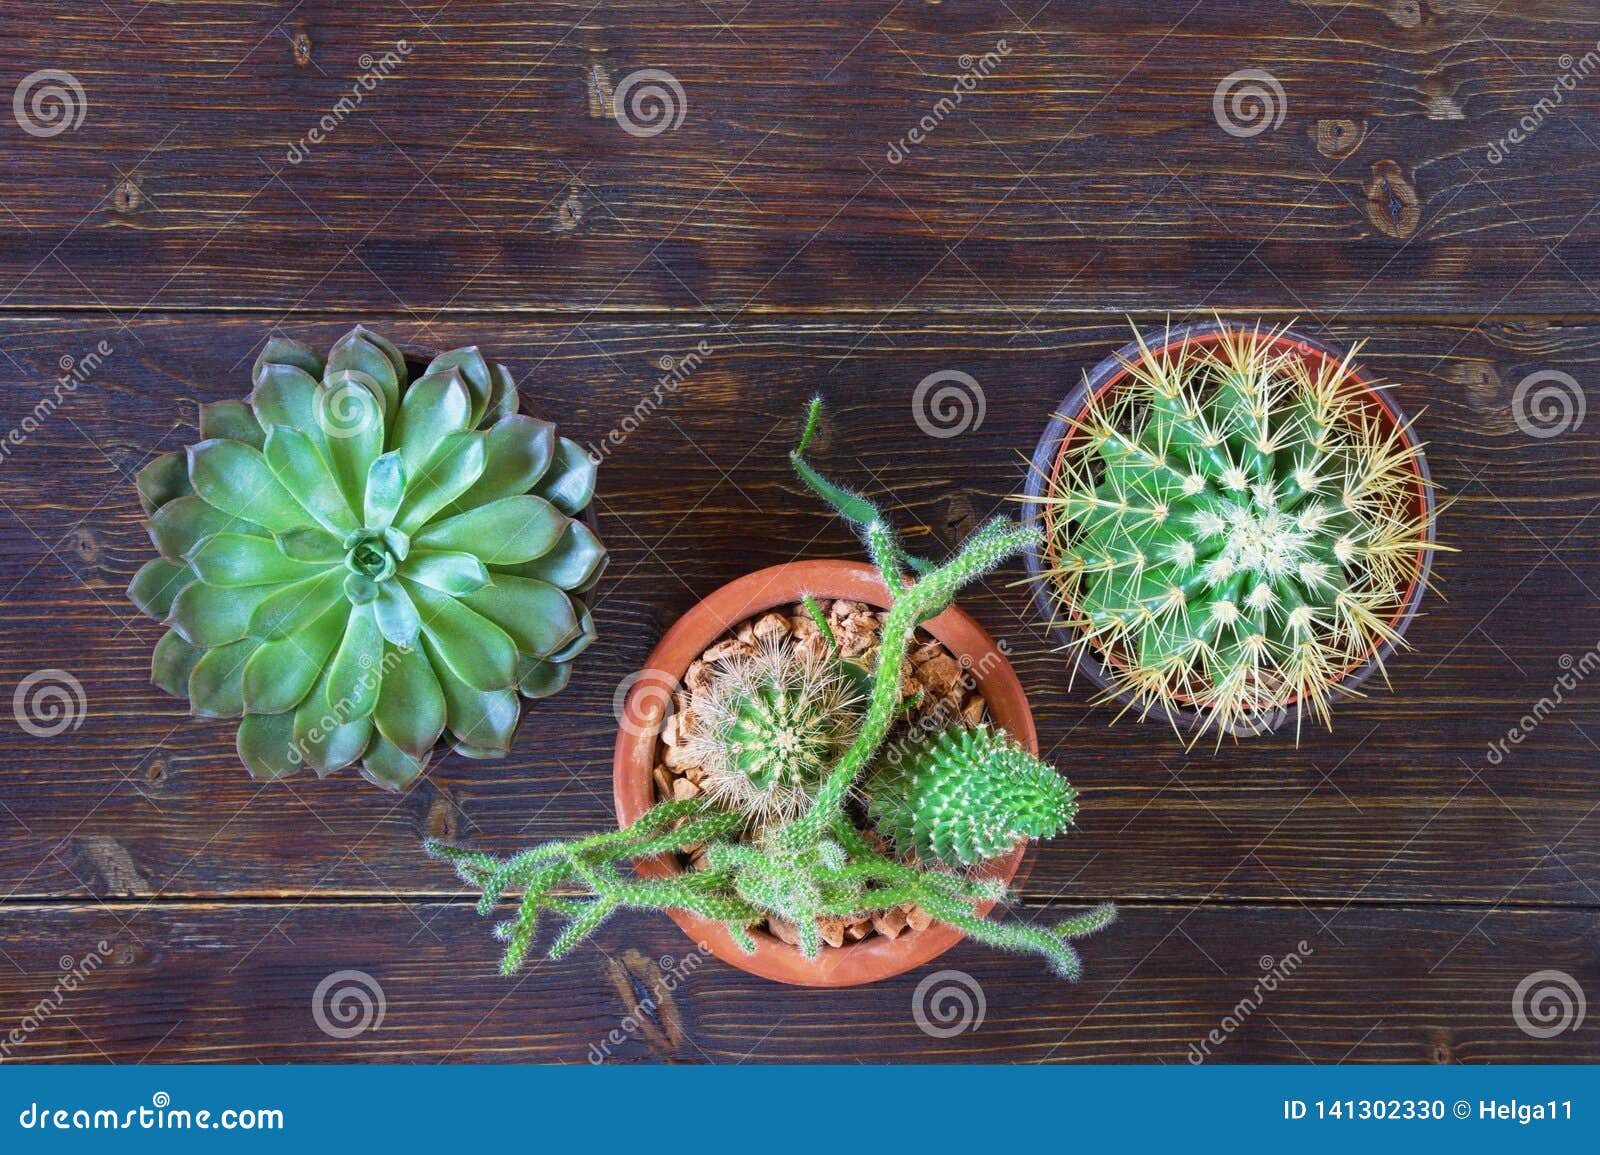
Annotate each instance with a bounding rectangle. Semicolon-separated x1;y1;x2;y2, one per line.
1;1;1597;1064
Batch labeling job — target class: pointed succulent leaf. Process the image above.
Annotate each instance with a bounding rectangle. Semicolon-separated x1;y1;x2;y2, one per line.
188;439;311;534
503;519;607;591
242;602;350;715
440;415;555;517
543;601;596;664
485;362;519;424
136;451;193;515
532;436;597;516
344;573;381;605
373;582;422;646
424;347;493;425
516;655;571;700
188;533;330;587
127;558;194;621
292;666;373;775
462;576;579;658
348;325;409;388
394;432;487;533
188;638;260;718
247;566;349;639
325;328;401;417
170;578;292;647
253;337;324;386
359;733;428;791
393;371;472;477
421;636;520;754
315;381;385;512
412;495;566;565
151;629;203;698
262;426;359;535
363;451;407;530
373;642;446;758
236;710;303;780
403;578;517;691
251;361;333;462
148;496;269;562
325;601;384;719
199;399;265;449
398;550;489;596
275;525;344;564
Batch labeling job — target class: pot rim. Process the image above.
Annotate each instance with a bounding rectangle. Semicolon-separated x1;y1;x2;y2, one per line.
611;559;1036;987
1020;319;1437;736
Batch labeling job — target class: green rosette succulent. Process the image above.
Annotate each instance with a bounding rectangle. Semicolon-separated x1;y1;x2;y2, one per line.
127;326;608;790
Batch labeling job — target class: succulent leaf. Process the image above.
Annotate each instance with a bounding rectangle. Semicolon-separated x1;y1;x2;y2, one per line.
128;327;606;788
136;451;194;514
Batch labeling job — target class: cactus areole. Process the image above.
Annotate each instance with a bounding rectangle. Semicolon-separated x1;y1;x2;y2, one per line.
1023;320;1438;741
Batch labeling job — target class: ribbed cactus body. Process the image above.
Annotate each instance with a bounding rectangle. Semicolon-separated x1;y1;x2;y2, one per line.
1043;324;1435;737
867;726;1078;867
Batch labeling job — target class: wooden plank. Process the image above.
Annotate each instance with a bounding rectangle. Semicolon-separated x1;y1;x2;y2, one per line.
0;314;1595;906
1;2;1598;313
0;899;1594;1063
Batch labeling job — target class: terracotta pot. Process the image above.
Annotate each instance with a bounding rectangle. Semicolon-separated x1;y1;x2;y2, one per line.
1021;320;1436;736
612;559;1036;987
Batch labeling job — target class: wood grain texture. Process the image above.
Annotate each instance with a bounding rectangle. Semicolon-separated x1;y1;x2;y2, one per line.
0;900;1594;1063
0;315;1596;910
2;0;1597;1065
1;2;1598;313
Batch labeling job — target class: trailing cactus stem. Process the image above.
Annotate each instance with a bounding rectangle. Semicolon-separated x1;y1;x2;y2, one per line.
429;398;1109;983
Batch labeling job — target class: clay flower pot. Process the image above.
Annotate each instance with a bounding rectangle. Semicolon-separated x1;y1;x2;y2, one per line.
612;559;1035;987
1021;319;1437;737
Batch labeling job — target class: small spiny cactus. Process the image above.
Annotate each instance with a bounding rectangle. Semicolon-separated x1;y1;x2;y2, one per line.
867;725;1079;867
1034;322;1440;741
686;639;863;822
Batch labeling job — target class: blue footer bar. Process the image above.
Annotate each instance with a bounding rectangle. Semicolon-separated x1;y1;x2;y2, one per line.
3;1065;1596;1150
